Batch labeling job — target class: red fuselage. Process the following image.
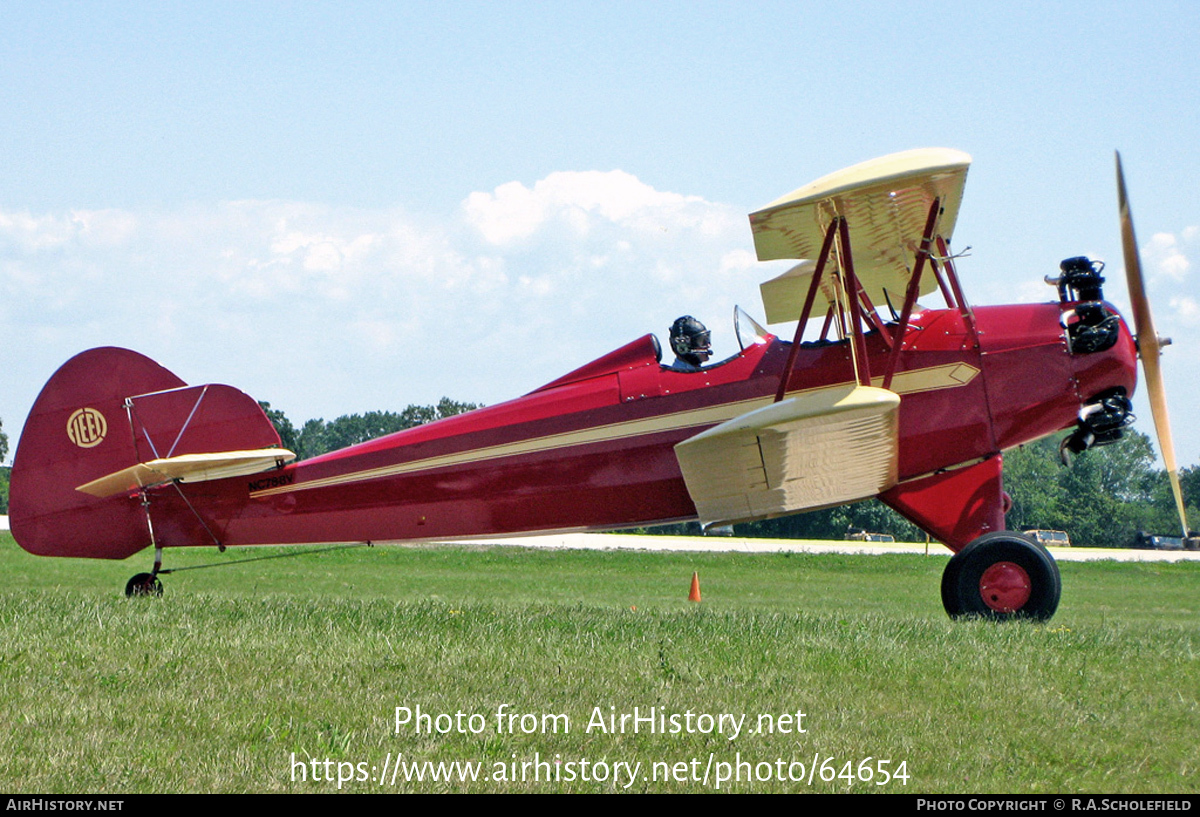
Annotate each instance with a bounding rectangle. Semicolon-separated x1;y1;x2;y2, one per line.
137;300;1135;554
9;300;1138;561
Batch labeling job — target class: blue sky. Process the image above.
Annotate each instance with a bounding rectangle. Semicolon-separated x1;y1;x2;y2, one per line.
2;1;1198;471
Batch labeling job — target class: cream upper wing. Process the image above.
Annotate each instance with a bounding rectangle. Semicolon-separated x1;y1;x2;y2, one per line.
750;148;971;324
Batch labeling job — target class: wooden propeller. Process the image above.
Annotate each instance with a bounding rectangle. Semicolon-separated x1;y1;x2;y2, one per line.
1117;151;1192;539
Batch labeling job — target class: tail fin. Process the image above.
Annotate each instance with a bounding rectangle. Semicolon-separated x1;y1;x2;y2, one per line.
10;348;283;559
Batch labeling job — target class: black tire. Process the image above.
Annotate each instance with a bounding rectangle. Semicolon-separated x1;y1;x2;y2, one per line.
125;573;163;598
940;553;965;617
941;532;1060;621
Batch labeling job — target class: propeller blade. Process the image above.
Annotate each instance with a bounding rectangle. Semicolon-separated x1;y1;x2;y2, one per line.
1116;151;1191;538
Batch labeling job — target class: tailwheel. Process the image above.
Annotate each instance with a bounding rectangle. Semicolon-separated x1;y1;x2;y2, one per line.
125;572;163;598
941;532;1060;621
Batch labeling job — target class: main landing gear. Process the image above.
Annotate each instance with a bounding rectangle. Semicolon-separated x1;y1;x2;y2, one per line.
941;532;1061;621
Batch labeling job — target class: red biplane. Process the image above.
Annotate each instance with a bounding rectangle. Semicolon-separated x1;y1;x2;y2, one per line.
9;149;1193;620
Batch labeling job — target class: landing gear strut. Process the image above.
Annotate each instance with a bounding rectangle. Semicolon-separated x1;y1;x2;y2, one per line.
125;491;167;598
941;532;1061;621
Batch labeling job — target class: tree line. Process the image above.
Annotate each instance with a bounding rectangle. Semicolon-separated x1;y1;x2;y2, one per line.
1;406;1196;547
259;398;482;461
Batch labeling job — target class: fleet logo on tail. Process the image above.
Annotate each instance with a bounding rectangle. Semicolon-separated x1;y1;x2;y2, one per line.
67;407;108;448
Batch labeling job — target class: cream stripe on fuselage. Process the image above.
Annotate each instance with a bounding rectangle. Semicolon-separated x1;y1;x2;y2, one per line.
249;362;979;498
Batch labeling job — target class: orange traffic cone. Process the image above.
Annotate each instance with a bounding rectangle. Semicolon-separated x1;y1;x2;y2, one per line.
688;571;701;602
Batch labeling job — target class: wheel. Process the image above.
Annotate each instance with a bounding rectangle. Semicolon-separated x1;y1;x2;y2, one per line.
941;532;1060;621
125;573;163;598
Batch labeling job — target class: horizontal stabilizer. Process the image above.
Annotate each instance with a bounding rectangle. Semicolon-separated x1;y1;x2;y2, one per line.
674;385;900;526
77;448;295;498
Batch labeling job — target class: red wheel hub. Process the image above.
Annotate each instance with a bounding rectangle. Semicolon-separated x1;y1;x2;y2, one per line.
979;561;1031;613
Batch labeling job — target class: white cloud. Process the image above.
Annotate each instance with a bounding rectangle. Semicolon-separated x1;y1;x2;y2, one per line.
462;170;720;245
0;208;143;255
1140;227;1200;335
0;171;764;436
1169;295;1200;326
0;210;82;252
1144;231;1192;283
70;209;139;247
718;248;759;275
463;181;546;244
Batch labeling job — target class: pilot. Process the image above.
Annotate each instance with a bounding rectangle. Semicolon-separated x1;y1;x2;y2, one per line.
668;315;713;372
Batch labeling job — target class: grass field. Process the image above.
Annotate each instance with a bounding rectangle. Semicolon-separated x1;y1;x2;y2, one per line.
2;532;1198;793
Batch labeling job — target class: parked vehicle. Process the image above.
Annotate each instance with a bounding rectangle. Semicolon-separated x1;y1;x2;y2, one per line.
1024;529;1071;547
1131;531;1184;550
845;529;896;543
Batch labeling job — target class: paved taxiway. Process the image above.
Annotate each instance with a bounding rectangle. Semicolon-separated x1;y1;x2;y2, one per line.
447;531;1200;562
